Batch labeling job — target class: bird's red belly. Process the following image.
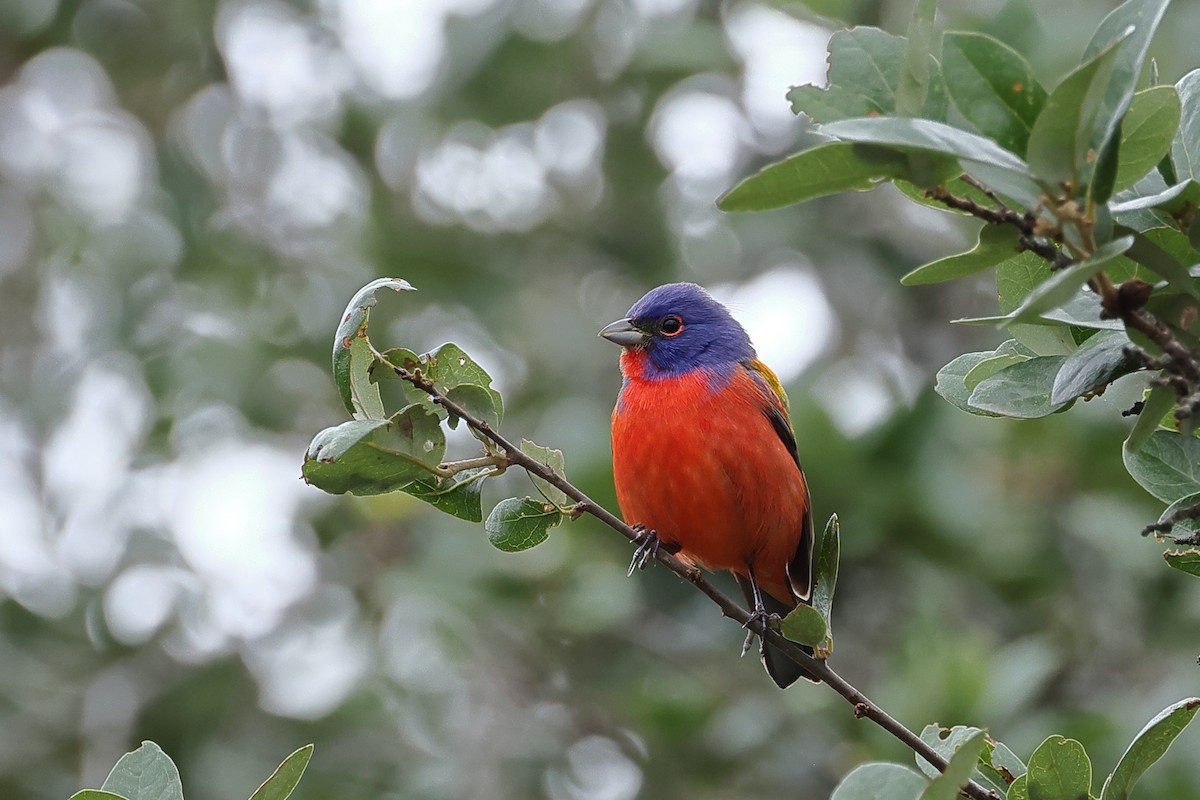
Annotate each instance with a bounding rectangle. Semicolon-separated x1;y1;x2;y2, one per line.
611;369;807;603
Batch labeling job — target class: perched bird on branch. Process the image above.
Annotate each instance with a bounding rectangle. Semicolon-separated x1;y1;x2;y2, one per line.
600;282;817;688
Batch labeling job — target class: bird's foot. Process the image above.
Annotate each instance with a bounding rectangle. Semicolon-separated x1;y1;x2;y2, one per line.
739;607;780;658
627;525;679;576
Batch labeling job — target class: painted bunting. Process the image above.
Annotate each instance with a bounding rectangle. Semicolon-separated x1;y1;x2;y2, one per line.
601;282;816;688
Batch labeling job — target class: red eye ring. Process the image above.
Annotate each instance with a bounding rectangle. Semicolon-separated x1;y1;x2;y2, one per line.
660;315;684;336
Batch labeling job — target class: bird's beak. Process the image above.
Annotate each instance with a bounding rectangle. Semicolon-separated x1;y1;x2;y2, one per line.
598;318;649;348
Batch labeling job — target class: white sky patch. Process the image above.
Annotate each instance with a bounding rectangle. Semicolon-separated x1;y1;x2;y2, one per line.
814;360;897;437
726;4;831;141
712;265;837;384
649;87;747;183
243;585;370;719
265;133;367;229
166;441;318;641
104;566;189;645
217;0;351;126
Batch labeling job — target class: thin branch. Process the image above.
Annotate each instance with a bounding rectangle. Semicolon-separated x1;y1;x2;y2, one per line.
392;364;1000;800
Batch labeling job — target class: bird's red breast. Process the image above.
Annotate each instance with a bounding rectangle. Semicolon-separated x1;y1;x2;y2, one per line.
611;348;811;607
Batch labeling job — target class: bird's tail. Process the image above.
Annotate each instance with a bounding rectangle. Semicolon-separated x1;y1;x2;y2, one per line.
735;577;820;688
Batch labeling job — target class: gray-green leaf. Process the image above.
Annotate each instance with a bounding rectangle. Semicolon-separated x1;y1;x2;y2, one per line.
1025;735;1091;800
333;277;416;417
830;762;928;800
249;745;314;800
901;224;1021;286
486;497;561;552
101;742;184;800
1100;697;1200;800
1123;429;1200;502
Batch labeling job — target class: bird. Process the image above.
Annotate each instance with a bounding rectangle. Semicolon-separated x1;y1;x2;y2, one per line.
600;282;817;688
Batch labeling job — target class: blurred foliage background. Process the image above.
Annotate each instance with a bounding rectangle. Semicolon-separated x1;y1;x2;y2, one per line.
1;0;1199;798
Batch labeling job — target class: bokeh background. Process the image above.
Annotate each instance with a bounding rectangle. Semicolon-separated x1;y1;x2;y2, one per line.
2;0;1200;797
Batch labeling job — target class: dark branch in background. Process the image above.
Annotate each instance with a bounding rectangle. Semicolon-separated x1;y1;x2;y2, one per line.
392;364;1000;800
930;176;1200;532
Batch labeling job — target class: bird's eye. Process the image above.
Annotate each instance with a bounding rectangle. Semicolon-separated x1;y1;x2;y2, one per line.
660;315;684;336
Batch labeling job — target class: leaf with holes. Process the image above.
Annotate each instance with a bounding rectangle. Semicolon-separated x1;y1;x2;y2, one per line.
1164;549;1200;577
333;278;416;417
919;730;987;800
303;406;446;496
520;439;570;507
788;27;947;123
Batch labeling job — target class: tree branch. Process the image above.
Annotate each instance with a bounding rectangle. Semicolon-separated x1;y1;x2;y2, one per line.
393;365;1000;800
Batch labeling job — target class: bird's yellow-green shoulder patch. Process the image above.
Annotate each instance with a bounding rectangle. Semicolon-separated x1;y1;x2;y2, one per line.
743;358;790;411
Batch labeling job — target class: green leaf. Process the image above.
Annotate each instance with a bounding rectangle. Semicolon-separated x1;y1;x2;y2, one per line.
1124;227;1200;299
1025;735;1091;800
1100;698;1200;800
101;742;184;800
964;353;1029;393
1115;86;1183;191
779;603;827;646
979;737;1028;793
446;384;502;431
915;725;985;780
1125;383;1175;452
896;0;938;118
1026;33;1131;196
1171;69;1200;180
249;744;314;800
811;513;839;656
901;224;1021;286
941;32;1048;155
995;236;1134;326
1164;548;1200;576
346;336;385;420
70;793;129;800
919;730;987;800
830;762;928;800
402;468;488;522
1050;330;1139;404
1008;774;1030;800
333;277;416;418
936;351;1003;416
967;355;1072;418
788;27;947;123
519;439;570;507
820;116;1043;206
1083;0;1172;180
1110;177;1200;218
1123;429;1200;502
486;497;561;552
718;142;908;212
303;406;446;496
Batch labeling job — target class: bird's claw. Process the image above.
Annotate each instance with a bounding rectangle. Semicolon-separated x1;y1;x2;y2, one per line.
739;608;780;657
627;526;677;576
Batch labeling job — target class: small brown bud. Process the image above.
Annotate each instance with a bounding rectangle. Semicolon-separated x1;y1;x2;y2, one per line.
1117;278;1153;312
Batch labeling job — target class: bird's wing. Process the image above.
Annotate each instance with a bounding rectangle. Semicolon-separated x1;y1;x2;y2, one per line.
741;358;814;602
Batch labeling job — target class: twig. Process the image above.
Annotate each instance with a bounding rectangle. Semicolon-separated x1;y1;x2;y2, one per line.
391;364;1000;800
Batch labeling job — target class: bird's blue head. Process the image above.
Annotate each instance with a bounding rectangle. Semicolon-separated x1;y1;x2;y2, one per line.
599;282;755;378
